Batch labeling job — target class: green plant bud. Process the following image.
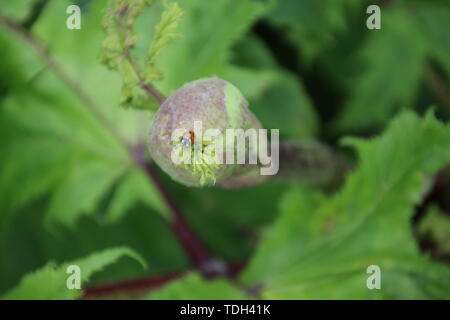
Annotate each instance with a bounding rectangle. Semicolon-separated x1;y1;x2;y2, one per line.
148;77;262;187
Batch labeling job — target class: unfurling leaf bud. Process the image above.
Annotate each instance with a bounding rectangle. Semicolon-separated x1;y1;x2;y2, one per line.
148;78;262;187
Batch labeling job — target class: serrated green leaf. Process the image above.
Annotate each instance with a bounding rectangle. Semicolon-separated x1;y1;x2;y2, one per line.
0;201;189;295
2;247;147;300
241;111;450;299
0;0;167;227
146;273;248;300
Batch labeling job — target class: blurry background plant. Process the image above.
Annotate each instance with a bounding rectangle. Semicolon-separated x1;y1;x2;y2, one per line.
0;0;450;299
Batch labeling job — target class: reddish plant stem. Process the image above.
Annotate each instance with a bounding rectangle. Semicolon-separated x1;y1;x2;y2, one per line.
124;36;224;274
83;262;246;299
144;164;211;265
84;273;181;299
133;144;226;277
140;81;166;105
114;3;219;275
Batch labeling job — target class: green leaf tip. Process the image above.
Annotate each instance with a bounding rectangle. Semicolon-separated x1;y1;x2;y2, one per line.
145;1;184;81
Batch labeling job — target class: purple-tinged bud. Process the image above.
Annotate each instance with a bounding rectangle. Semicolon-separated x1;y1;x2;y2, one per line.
148;77;262;187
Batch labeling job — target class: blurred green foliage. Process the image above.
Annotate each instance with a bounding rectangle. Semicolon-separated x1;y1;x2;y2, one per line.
146;273;250;300
0;0;449;299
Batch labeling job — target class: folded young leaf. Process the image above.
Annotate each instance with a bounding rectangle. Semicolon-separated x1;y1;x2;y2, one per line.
144;1;184;81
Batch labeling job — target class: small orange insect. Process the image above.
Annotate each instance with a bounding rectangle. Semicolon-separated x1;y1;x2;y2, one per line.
180;130;195;148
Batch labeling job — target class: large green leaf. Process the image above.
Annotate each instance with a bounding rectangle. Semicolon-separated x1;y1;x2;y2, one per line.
156;0;273;93
0;201;189;295
2;247;146;300
4;0;275;227
0;0;168;227
336;8;428;131
0;68;130;226
241;111;450;299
